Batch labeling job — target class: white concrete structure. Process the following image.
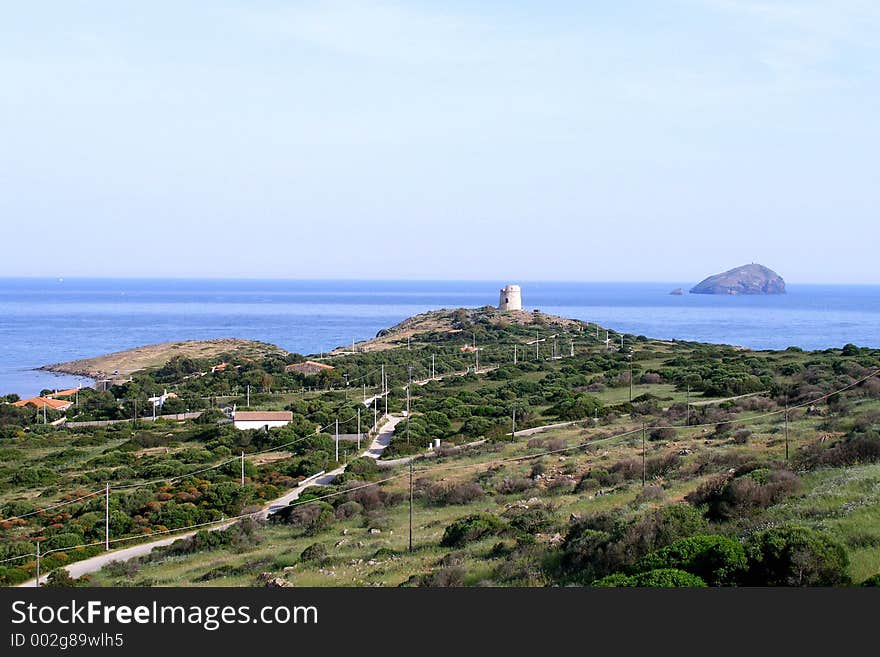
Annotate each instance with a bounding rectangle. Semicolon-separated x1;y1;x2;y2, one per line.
147;389;178;409
498;284;522;311
233;410;293;431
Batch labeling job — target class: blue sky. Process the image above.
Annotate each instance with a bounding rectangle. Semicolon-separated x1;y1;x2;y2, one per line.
1;1;878;283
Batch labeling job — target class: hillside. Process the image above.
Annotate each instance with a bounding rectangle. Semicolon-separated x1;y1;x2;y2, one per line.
334;306;590;354
41;339;289;379
691;264;786;295
3;308;878;589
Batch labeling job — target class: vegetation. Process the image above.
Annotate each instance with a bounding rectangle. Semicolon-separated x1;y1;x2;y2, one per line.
2;307;879;587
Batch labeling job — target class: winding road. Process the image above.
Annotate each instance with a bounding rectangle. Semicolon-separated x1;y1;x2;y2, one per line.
18;415;403;587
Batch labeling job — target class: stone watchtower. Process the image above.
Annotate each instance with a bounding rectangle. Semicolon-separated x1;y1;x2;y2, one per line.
498;284;522;311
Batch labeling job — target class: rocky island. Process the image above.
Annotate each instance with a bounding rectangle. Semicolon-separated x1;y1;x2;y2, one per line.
690;263;786;295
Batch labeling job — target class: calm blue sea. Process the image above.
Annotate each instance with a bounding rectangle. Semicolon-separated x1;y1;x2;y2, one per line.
1;278;879;398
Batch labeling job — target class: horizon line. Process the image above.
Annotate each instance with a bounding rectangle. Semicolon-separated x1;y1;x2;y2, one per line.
1;275;879;287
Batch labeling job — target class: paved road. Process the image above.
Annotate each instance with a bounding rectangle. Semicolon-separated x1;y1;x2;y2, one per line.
19;415;403;587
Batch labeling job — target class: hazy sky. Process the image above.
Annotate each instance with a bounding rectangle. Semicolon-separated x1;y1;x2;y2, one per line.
2;2;878;283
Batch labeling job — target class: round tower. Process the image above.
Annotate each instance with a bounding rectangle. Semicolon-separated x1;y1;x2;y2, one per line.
498;284;522;311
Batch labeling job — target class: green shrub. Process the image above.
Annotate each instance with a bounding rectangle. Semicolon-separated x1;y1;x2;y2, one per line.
594;568;707;587
43;568;79;588
745;525;850;586
441;513;508;547
300;542;328;562
272;501;335;536
633;535;747;586
860;573;880;587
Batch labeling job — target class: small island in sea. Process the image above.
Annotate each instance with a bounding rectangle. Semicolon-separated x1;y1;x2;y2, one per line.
690;263;786;295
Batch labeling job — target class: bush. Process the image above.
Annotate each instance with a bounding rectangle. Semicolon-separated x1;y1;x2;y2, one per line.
562;505;708;583
745;525;850;586
426;481;485;505
633;535;747;586
421;565;466;587
43;569;80;588
273;501;335;536
593;568;707;588
690;469;800;521
733;429;752;444
860;573;880;587
300;542;328;562
650;427;677;441
441;514;508;548
335;501;364;519
503;505;556;534
496;478;534;495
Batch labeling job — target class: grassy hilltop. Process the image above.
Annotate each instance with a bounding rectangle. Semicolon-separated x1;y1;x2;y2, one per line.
1;307;879;587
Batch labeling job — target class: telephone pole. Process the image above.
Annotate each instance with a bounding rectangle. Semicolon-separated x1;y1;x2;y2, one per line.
105;482;110;550
511;405;516;438
408;459;414;552
246;384;250;407
406;366;412;444
629;353;634;402
35;541;40;587
335;419;339;462
642;424;647;487
357;407;361;450
241;451;245;486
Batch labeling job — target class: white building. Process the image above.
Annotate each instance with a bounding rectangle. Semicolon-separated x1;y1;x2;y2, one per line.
498;284;522;311
233;410;293;431
147;389;178;409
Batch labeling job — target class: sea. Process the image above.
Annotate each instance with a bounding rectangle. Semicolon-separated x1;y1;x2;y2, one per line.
1;278;879;399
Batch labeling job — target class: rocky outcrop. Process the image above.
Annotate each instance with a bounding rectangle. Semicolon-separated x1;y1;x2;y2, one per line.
690;264;785;295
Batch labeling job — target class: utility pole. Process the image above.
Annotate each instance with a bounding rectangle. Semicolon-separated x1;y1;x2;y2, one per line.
373;400;377;431
536;331;539;360
357;407;361;450
629;353;634;403
406;366;412;444
432;354;435;380
241;451;245;486
335;419;339;462
513;344;517;365
570;339;574;357
43;403;47;424
105;482;110;550
642;424;647;487
686;384;690;426
511;406;516;438
408;459;414;552
246;384;250;407
35;541;40;587
363;383;366;402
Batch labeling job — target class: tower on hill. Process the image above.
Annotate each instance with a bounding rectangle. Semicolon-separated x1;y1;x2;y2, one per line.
498;284;522;311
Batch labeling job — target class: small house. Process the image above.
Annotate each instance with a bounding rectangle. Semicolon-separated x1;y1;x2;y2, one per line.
13;397;73;412
233;410;293;431
285;360;335;376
